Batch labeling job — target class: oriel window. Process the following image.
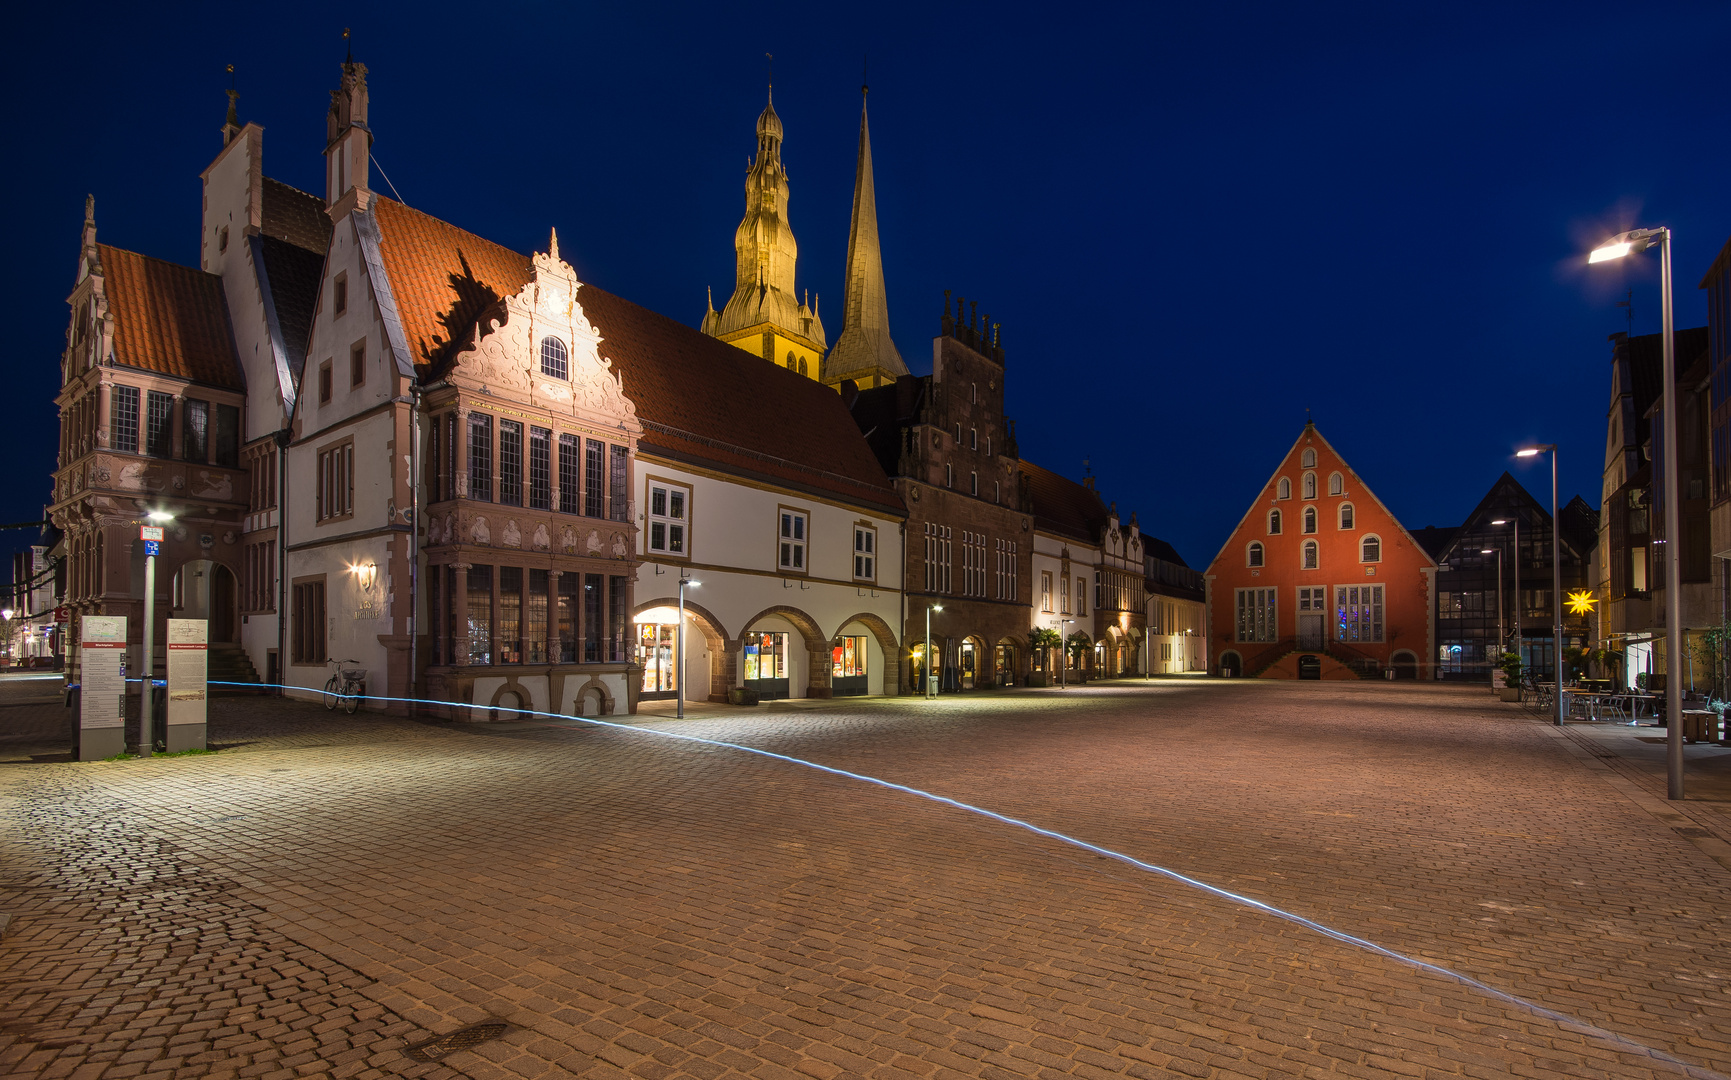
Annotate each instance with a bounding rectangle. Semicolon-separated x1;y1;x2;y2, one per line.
469;414;493;501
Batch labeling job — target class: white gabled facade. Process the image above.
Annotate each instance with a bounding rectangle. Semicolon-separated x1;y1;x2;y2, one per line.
632;458;904;702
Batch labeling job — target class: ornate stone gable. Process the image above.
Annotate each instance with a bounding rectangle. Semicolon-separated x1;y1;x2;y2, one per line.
447;231;641;434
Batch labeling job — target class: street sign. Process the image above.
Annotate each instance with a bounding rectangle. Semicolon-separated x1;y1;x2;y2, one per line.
144;540;159;558
140;525;164;542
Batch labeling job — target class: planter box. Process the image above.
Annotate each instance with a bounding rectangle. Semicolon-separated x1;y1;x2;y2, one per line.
728;687;760;706
1498;687;1523;703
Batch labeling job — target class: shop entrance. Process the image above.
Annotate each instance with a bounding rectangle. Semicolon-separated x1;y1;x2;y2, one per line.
960;640;978;689
831;635;869;696
743;631;790;699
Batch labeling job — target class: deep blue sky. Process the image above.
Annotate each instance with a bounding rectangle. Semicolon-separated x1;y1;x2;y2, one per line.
6;2;1729;574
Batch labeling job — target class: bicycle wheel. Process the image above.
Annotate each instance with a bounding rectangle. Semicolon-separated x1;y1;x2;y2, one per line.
342;680;361;715
323;675;341;711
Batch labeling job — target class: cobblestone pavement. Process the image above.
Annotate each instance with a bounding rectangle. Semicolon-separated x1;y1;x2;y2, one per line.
3;679;1731;1079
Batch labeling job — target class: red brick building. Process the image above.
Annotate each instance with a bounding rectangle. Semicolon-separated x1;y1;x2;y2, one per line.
1204;423;1436;679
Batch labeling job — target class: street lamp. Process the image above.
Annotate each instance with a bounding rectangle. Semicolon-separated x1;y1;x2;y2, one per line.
1514;446;1562;726
1480;548;1504;668
1059;617;1072;688
137;511;175;752
924;603;943;699
1590;226;1683;800
1491;518;1521;656
676;575;699;719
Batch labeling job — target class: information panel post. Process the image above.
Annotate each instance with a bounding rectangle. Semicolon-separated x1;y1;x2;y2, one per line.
166;618;208;752
78;615;128;761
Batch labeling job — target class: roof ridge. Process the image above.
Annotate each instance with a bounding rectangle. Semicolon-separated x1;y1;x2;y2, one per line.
96;242;215;277
640;419;892;496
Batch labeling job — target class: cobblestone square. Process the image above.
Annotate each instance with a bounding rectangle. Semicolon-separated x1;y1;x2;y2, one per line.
3;677;1731;1079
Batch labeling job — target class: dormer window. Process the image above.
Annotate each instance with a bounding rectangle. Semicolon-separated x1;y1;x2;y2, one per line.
540;336;569;379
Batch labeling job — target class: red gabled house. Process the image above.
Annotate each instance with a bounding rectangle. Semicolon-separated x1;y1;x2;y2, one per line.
1204;423;1436;679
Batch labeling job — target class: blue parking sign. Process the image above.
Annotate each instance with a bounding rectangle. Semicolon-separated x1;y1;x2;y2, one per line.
144;540;160;557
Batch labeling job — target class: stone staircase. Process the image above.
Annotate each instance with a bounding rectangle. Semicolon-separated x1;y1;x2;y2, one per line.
207;643;264;693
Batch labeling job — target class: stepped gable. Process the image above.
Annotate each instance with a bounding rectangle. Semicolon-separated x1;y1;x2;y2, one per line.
98;244;241;389
366;197;903;515
1019;460;1107;544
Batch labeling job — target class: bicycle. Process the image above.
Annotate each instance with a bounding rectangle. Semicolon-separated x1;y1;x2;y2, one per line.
323;658;367;715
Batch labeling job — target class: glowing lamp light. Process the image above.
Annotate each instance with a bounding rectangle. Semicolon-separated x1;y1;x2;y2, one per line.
1;609;12;621
1588;229;1662;265
1588;242;1632;264
1480;549;1494;554
146;510;175;522
349;561;378;592
1515;448;1542;458
1565;590;1599;616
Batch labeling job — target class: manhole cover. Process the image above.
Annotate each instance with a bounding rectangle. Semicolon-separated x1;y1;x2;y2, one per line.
403;1021;509;1062
1675;827;1715;839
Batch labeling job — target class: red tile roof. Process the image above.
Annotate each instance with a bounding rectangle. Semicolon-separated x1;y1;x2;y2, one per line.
367;198;903;516
1019;460;1107;544
97;244;241;390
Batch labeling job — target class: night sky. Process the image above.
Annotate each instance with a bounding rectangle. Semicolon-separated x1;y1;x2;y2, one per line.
6;2;1729;576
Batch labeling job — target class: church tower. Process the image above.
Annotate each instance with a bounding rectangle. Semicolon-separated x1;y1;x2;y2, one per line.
704;88;826;378
821;84;907;390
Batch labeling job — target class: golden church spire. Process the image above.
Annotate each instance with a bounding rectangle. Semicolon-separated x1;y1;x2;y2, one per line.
822;82;906;389
703;84;826;378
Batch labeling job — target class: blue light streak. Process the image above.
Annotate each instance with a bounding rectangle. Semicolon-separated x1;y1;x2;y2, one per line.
199;679;1726;1079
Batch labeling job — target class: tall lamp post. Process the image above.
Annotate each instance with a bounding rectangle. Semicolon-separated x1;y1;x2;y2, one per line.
676;575;699;719
924;602;943;699
1481;547;1504;665
1491;517;1520;654
1590;226;1683;800
1515;446;1561;726
1059;617;1072;688
138;510;174;752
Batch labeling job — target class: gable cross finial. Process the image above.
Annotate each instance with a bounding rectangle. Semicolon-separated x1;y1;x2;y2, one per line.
862;54;869;96
343;27;352;63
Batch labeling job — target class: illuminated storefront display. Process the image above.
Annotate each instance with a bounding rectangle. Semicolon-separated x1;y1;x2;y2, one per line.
832;635;868;695
744;631;790;699
637;623;677;696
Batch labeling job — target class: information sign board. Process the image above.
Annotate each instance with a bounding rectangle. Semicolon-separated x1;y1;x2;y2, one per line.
165;619;208;752
140;525;164;542
79;615;127;760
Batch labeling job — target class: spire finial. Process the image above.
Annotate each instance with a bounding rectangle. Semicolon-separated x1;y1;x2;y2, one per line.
862;54;869;97
548;227;559;261
343;27;352;63
222;64;240;143
765;52;773;101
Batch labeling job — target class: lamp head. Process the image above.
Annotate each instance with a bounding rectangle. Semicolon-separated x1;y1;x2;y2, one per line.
1589;227;1665;264
1491;519;1509;525
146;510;175;523
932;603;943;612
1515;448;1542;458
1480;549;1494;554
1;609;12;621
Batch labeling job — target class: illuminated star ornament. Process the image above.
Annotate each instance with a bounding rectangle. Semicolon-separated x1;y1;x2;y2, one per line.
1566;590;1599;616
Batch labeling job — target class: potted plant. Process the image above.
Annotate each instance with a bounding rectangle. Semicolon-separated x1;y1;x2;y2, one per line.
1496;652;1524;702
1026;627;1060;687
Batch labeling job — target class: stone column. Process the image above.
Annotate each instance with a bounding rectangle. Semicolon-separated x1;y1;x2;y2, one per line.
453;408;469;498
450;563;471;665
546;569;563;664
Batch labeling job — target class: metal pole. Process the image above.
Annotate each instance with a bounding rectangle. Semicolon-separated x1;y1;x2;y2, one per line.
924;603;932;699
1496;548;1504;659
677;577;687;719
1660;228;1683;798
1513;519;1521;663
1552;447;1563;726
140;550;155;754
